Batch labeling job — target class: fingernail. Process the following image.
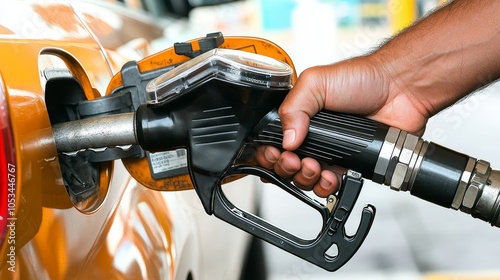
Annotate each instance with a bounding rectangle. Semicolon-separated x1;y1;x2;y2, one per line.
302;165;315;178
264;148;278;163
283;129;296;148
281;160;295;174
320;177;332;189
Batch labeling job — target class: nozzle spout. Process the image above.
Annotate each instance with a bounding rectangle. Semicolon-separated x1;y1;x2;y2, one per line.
52;112;137;153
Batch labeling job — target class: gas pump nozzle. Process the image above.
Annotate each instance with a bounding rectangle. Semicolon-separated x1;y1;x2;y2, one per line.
52;47;500;272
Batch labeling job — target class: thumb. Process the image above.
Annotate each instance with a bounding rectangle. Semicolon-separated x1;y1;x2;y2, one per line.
280;110;310;151
279;68;325;151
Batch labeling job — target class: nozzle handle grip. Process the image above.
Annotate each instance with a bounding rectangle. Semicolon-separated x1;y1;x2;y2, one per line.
256;110;390;180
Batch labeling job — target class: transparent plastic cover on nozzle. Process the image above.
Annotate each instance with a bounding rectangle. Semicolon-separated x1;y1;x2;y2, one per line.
145;48;294;104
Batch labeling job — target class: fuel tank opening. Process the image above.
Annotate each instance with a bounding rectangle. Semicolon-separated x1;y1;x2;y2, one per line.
41;53;111;212
45;75;105;209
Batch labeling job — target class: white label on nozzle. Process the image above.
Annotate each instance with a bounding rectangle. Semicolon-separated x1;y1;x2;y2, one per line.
148;149;188;177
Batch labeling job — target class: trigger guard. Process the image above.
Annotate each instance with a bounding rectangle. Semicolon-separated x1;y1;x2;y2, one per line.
219;165;376;271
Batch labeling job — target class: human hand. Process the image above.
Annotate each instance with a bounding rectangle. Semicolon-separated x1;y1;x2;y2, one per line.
255;55;431;197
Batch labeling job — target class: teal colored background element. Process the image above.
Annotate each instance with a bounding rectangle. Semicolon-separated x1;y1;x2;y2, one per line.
259;0;297;30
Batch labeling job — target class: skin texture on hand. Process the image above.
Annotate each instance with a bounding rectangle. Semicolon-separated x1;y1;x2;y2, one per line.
255;0;500;197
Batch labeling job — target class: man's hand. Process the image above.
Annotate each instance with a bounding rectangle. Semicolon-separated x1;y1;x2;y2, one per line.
255;55;429;197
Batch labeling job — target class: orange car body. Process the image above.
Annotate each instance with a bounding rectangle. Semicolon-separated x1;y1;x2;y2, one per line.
0;1;295;279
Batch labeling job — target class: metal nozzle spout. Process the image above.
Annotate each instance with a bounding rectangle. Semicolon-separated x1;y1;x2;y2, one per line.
52;112;137;153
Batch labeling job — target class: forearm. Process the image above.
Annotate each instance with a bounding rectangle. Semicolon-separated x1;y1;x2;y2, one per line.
373;0;500;116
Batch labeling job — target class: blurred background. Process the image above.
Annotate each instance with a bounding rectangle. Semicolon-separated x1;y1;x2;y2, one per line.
116;0;500;279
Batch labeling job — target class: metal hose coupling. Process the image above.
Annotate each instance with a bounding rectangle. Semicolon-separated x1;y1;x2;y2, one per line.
374;127;500;228
461;161;500;227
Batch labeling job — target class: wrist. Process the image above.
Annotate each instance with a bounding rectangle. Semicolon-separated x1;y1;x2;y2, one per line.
369;0;500;117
